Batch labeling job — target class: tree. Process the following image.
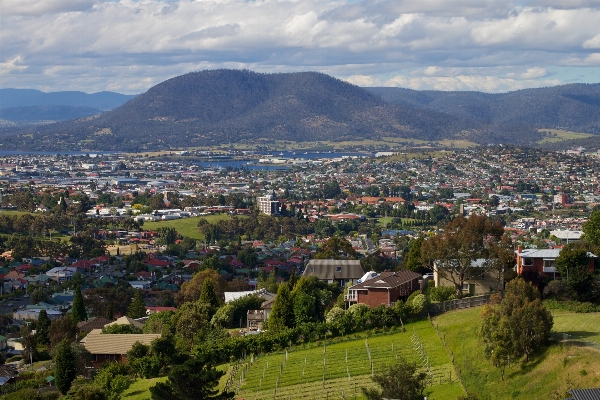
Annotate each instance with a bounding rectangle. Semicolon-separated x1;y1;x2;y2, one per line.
267;283;294;331
36;309;51;345
20;324;38;364
175;269;228;305
480;278;553;379
49;315;77;350
315;236;357;259
582;210;600;246
128;290;147;319
156;227;178;246
198;278;220;309
150;357;234;400
361;356;428;400
404;236;424;271
72;285;87;324
421;215;505;298
555;245;595;301
55;339;77;395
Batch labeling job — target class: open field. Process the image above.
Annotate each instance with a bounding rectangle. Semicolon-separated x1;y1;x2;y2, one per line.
537;129;593;144
435;307;600;400
551;311;600;345
142;214;232;240
232;320;464;400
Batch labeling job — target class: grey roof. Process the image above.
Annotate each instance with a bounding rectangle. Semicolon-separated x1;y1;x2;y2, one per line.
566;388;600;400
303;259;364;280
517;249;596;259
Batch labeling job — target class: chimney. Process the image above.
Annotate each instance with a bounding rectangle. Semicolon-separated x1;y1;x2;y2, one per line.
517;245;522;254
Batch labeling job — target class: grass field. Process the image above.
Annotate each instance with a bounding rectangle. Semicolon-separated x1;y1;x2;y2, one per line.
142;214;232;240
232;320;464;400
122;377;167;399
551;311;600;345
537;129;593;144
435;307;600;400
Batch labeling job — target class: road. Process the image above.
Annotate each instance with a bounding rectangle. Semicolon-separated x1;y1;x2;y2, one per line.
0;297;32;317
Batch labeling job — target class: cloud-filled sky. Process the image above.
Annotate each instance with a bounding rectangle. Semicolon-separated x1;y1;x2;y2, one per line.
1;0;600;94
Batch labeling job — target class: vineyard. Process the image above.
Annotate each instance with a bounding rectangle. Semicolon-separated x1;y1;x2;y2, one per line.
226;320;465;400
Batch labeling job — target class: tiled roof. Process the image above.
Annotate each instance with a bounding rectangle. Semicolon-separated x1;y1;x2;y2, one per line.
304;260;364;280
105;316;144;329
77;317;114;332
81;330;161;355
349;271;422;290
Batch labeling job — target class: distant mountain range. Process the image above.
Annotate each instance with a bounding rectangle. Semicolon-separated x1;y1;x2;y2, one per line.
0;89;136;125
0;70;598;151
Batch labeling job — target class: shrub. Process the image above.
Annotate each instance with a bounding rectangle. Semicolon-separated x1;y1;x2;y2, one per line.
411;294;428;315
429;286;456;303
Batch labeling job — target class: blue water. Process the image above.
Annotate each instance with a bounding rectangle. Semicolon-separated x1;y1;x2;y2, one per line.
0;151;118;156
381;229;415;237
197;151;371;170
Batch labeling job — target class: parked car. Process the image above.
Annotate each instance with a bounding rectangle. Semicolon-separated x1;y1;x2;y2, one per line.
24;294;29;298
7;303;13;307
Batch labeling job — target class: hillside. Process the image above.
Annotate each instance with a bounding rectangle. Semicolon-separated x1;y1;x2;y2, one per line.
0;105;102;124
0;70;536;151
435;307;600;400
0;89;136;110
366;83;600;134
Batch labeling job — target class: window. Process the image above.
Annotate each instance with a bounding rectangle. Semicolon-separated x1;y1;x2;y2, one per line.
335;267;342;272
311;268;315;272
522;258;533;266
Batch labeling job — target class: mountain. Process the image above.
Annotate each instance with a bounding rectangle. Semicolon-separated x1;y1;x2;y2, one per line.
1;70;502;151
365;84;600;134
0;70;597;151
0;105;102;124
0;70;541;150
0;89;136;110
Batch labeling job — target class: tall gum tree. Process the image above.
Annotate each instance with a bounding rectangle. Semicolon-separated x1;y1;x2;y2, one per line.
421;215;507;299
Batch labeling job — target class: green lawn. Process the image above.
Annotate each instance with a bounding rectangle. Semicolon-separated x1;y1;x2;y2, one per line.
142;214;232;240
122;377;167;399
233;320;464;400
551;311;600;345
435;307;600;400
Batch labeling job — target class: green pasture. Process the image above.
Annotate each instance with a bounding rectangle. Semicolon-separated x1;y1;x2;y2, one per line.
142;214;231;240
232;320;464;400
537;129;593;144
435;307;600;400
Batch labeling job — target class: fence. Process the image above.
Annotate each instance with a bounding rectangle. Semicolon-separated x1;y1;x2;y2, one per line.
428;294;492;314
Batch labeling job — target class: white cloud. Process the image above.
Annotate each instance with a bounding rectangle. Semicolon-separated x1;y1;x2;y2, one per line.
1;0;599;93
0;56;27;74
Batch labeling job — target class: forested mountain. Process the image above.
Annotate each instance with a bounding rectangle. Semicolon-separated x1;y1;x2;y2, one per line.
0;89;136;110
0;105;102;124
0;70;531;151
366;84;600;134
0;70;597;151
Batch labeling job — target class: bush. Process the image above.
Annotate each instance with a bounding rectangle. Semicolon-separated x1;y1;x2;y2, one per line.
543;299;600;313
410;294;428;315
70;384;107;400
429;286;456;303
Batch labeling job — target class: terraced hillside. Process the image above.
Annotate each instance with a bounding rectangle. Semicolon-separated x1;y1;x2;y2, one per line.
228;320;464;400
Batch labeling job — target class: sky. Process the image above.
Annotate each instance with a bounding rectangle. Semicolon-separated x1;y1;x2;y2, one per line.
1;0;600;94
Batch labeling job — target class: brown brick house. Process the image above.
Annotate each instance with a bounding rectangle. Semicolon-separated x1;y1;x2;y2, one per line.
345;271;422;307
516;246;596;279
